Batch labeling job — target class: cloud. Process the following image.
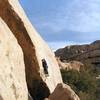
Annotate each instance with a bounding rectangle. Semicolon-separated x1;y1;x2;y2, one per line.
20;0;100;50
48;41;90;51
39;29;100;43
30;0;100;33
48;41;67;51
20;0;100;33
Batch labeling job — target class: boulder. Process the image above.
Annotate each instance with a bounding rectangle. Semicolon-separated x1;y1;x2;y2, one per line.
49;83;80;100
0;0;80;100
8;0;62;93
0;18;28;100
0;0;62;99
56;58;84;71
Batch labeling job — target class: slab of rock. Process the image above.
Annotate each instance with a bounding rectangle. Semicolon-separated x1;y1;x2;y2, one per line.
8;0;62;93
57;58;84;71
0;18;28;100
49;83;80;100
0;0;62;99
0;0;80;100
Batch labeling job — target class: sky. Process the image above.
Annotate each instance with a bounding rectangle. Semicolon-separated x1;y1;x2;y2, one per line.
20;0;100;50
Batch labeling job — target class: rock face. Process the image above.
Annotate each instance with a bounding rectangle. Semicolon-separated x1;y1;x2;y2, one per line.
55;41;100;67
56;58;84;71
0;18;28;100
8;0;62;93
49;83;80;100
0;0;62;99
0;0;80;100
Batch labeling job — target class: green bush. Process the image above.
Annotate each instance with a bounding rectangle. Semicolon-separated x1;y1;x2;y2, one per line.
60;65;98;100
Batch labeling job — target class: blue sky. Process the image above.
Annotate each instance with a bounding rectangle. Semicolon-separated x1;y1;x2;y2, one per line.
20;0;100;50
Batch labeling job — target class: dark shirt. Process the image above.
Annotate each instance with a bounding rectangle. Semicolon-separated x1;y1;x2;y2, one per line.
42;60;48;69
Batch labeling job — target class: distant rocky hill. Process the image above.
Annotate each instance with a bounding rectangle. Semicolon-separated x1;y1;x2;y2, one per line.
55;40;100;68
55;41;100;100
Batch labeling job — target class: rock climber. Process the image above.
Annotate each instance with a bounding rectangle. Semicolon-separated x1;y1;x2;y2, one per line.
42;59;49;76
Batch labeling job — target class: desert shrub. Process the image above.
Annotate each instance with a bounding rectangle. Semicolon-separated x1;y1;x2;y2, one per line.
95;80;100;100
61;69;80;84
60;65;98;100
